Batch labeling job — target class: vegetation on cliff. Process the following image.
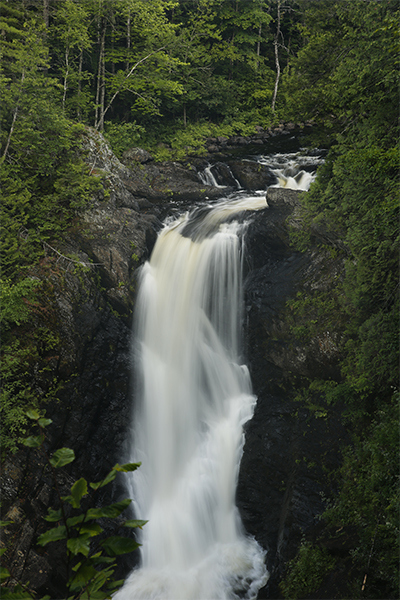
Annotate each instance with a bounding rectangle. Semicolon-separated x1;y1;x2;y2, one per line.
281;2;399;598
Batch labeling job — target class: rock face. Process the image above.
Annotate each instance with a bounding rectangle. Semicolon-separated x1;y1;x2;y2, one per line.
228;160;277;189
1;132;345;598
237;187;347;598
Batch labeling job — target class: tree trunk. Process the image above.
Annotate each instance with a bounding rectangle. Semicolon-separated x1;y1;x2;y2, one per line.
95;20;106;129
62;46;69;112
271;0;281;114
99;45;106;131
43;0;49;27
77;49;83;121
126;9;131;70
2;70;25;162
256;23;262;70
97;46;166;127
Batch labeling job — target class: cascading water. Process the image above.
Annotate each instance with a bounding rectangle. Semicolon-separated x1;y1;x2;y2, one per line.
114;196;269;600
258;150;325;191
199;164;242;190
198;164;226;188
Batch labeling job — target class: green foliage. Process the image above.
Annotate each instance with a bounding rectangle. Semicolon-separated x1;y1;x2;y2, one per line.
0;130;100;279
0;278;40;329
103;121;145;159
1;412;144;599
0;10;102;457
282;2;399;597
280;540;337;599
0;287;65;454
0;0;295;148
283;0;399;140
1;339;46;454
144;115;270;161
324;397;399;598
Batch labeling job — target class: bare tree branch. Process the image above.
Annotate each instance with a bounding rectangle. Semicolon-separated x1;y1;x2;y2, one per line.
96;46;166;129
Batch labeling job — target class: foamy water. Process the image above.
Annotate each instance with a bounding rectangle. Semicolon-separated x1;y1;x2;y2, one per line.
115;197;269;600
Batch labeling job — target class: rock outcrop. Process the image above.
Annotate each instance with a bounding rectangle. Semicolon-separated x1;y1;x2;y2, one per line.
1;132;345;598
237;187;347;597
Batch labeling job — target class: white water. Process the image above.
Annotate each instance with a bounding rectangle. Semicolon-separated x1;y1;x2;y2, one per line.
115;196;269;600
199;164;226;188
199;164;242;190
258;150;324;191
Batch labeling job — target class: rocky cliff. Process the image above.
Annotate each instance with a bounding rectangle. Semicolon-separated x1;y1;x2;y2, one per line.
1;131;346;598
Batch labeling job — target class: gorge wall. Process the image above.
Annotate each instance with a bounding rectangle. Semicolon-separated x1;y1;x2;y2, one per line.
1;130;347;598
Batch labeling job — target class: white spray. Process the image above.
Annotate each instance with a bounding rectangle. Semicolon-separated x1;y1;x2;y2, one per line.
115;196;269;600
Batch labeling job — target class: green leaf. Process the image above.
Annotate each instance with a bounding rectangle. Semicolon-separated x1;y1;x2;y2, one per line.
67;534;91;557
113;462;141;472
62;494;74;506
89;469;116;490
0;566;11;581
22;434;44;448
0;585;35;599
49;447;75;468
86;554;115;566
123;519;148;529
66;514;86;527
26;408;40;420
77;591;111;600
0;521;13;527
69;563;98;588
37;525;67;546
70;477;88;508
80;522;103;537
101;535;140;557
107;578;125;590
44;508;62;522
86;498;132;519
71;566;113;595
38;417;53;427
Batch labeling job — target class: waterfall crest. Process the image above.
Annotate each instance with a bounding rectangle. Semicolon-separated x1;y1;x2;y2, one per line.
115;197;269;600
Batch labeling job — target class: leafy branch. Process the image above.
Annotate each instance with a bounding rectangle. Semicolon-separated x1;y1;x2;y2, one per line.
1;410;145;599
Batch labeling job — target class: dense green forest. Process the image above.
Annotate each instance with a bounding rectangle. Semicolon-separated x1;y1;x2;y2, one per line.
1;0;399;598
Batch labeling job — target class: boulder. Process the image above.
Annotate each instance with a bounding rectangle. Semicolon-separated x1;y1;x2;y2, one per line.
121;147;154;165
228;159;277;190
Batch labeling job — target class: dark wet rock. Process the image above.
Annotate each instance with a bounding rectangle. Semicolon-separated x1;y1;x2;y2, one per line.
216;136;229;145
206;162;240;188
228;159;277;190
267;186;302;207
122;147;154;165
237;190;347;597
83;129;226;204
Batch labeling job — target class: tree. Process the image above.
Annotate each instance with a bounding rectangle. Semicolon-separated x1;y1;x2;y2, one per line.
52;0;92;115
0;5;51;162
90;0;182;130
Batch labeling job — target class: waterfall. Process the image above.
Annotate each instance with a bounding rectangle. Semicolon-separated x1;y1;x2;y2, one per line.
199;164;226;188
257;150;325;191
115;196;269;600
199;164;242;190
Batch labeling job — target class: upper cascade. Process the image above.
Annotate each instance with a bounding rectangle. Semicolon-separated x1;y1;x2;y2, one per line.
258;150;325;191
